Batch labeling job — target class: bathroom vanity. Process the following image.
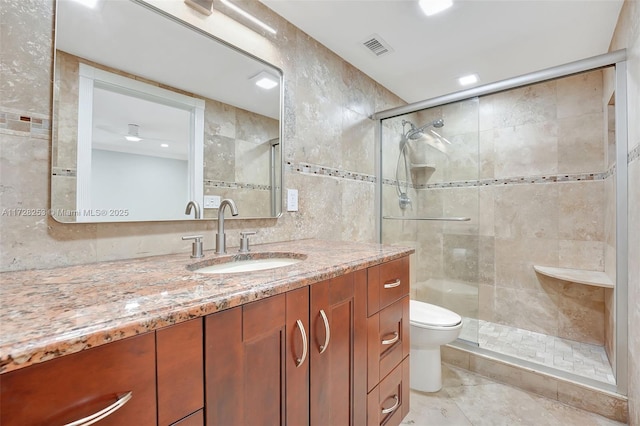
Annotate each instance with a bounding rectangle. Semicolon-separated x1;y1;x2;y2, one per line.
0;239;412;425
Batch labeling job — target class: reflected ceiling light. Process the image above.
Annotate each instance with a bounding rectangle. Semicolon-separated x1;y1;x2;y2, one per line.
252;70;279;90
160;143;169;148
458;73;479;86
125;124;142;142
220;0;277;34
419;0;453;16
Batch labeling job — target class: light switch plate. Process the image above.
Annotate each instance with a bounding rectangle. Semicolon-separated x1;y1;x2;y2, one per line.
204;195;221;209
287;189;299;212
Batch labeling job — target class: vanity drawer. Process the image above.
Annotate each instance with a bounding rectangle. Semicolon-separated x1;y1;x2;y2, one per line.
367;296;410;392
0;332;157;426
368;256;409;316
366;357;410;426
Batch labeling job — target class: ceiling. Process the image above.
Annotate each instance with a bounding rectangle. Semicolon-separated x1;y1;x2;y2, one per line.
261;0;624;105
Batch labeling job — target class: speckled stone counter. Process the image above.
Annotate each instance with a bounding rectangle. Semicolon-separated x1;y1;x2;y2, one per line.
0;239;413;374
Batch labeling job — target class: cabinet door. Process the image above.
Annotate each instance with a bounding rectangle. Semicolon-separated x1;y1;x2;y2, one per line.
0;333;157;426
157;318;204;426
205;294;286;426
286;286;311;425
310;273;356;425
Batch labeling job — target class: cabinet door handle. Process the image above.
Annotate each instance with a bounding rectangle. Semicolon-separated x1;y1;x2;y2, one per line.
295;319;308;367
381;395;400;415
64;391;133;426
381;331;399;346
383;279;401;289
318;309;330;354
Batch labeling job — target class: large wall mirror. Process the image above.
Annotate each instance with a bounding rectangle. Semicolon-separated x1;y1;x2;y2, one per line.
51;0;283;222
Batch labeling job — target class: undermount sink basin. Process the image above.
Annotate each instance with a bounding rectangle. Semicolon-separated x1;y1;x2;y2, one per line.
188;252;307;274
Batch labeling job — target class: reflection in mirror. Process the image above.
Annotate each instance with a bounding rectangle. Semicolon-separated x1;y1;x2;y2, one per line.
51;0;283;222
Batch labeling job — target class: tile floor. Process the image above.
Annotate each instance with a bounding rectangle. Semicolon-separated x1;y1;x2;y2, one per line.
459;318;615;385
401;364;626;426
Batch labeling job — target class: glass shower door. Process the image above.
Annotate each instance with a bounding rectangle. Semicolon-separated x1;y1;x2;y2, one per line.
380;98;481;345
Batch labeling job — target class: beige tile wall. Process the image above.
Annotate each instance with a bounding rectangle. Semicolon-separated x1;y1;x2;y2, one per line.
0;0;403;271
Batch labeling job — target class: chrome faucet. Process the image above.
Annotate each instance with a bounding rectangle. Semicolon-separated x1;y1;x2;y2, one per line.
185;200;202;219
215;198;238;254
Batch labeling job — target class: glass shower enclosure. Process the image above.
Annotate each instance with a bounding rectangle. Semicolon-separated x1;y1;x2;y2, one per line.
375;50;628;395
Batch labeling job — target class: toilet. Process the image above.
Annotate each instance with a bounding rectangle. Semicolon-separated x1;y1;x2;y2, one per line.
410;299;463;392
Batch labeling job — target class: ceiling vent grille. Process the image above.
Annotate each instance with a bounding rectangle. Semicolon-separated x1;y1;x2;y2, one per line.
361;34;394;57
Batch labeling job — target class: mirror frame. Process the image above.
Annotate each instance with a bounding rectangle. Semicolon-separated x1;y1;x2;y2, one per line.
50;0;285;223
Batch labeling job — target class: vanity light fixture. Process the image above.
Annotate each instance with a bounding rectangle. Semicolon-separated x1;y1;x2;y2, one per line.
419;0;453;16
252;70;279;90
219;0;277;34
458;73;479;86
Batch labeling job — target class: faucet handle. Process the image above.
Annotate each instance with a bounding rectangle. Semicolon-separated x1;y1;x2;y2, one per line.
239;231;257;253
182;235;204;258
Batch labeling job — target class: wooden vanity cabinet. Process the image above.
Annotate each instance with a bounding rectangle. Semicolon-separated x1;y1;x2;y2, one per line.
203;269;368;426
366;256;411;426
1;319;204;426
0;332;157;426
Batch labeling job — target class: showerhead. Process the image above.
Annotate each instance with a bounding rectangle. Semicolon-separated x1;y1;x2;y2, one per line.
406;118;445;140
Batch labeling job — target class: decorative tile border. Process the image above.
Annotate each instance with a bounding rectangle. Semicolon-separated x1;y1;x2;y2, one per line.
629;143;640;164
0;110;50;139
52;167;76;177
286;161;376;183
204;180;270;191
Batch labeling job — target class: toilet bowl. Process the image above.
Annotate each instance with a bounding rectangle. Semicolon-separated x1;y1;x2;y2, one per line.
410;299;463;392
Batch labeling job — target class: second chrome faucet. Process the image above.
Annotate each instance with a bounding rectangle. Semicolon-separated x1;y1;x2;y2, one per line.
215;198;238;254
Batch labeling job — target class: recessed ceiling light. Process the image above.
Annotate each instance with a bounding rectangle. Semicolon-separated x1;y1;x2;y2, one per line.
220;0;277;34
419;0;453;16
458;74;479;86
252;70;279;90
160;143;169;148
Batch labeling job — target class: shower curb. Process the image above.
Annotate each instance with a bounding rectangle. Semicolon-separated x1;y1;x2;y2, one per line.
442;343;629;423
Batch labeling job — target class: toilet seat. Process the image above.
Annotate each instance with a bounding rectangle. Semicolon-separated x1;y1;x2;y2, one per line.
410;300;462;329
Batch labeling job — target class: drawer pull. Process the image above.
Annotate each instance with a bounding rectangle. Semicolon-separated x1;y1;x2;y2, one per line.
383;279;401;289
64;391;132;426
381;395;400;415
295;319;308;367
318;309;331;354
381;331;399;346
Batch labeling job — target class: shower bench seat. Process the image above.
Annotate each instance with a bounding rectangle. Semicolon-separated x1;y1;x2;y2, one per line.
533;265;614;288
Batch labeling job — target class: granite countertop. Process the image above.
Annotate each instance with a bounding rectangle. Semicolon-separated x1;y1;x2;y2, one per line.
0;239;413;374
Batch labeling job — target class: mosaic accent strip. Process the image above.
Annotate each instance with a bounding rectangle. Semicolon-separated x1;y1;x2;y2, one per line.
52;167;77;177
383;170;613;190
629;143;640;164
286;161;376;183
204;180;270;191
0;109;50;139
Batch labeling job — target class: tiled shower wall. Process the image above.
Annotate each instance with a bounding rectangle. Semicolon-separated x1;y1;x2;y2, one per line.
0;0;403;270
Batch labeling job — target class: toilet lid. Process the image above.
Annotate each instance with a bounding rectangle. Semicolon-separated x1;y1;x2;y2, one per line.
410;300;462;327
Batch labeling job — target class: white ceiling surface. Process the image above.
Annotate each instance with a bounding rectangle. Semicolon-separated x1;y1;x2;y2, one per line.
261;0;624;106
